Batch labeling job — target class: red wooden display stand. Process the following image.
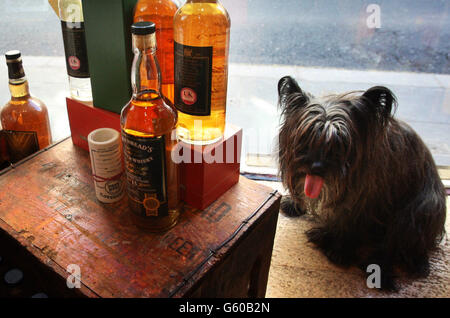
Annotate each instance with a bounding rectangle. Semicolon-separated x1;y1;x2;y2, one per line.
179;124;242;210
66;98;121;151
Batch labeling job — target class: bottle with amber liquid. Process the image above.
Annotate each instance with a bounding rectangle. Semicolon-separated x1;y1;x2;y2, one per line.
134;0;179;106
1;51;52;163
58;0;92;102
174;0;230;145
121;22;181;232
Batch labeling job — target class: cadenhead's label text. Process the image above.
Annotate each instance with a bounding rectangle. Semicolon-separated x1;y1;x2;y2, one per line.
121;131;168;217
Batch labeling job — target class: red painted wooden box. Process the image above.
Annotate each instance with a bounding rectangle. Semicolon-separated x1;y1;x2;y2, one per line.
0;139;280;298
66;97;121;152
179;124;243;210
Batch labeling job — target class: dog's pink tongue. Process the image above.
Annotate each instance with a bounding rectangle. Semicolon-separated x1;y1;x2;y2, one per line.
304;174;324;199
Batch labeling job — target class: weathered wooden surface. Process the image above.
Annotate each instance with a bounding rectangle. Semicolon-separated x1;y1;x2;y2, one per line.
0;139;280;298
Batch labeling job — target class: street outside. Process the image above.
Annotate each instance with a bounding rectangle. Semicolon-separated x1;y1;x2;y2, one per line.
0;0;448;73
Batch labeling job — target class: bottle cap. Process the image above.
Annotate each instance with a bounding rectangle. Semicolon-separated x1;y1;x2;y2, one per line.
5;50;25;80
131;22;156;35
5;50;21;61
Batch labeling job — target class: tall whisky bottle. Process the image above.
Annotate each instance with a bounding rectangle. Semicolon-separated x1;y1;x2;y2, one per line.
1;51;52;163
134;0;179;106
173;0;230;145
58;0;92;102
121;22;181;232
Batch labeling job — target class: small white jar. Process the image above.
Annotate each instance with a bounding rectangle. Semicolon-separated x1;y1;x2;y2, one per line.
87;128;125;203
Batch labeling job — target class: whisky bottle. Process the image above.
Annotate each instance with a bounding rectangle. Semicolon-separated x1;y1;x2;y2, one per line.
134;0;179;106
58;0;92;102
173;0;230;145
121;22;181;232
1;51;52;163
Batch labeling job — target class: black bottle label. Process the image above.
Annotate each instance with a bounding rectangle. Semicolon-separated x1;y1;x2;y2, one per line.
61;21;90;78
6;60;25;80
174;42;213;116
2;130;39;164
121;131;168;218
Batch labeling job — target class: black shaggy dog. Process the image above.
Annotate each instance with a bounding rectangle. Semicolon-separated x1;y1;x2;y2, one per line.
277;76;446;290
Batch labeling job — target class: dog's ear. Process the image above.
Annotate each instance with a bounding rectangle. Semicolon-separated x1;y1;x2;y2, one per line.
362;86;397;120
278;76;310;110
278;76;301;96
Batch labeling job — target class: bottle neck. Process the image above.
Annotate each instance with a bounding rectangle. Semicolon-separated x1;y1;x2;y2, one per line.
58;0;84;23
9;78;30;99
6;58;30;99
131;33;161;101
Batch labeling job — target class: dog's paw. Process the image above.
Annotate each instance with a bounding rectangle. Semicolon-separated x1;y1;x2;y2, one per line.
307;228;355;266
280;196;306;217
323;248;355;267
413;260;431;278
306;227;332;249
405;257;431;279
381;276;398;292
374;271;398;292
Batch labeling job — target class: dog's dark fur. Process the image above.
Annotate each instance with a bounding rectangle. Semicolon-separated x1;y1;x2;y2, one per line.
278;76;447;290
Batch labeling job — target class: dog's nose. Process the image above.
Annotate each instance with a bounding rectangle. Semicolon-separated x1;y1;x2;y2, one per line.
311;162;325;175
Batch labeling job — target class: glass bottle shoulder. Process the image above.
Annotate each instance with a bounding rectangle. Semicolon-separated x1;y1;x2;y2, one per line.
135;0;178;20
1;95;50;133
2;95;48;115
121;92;177;138
174;1;230;25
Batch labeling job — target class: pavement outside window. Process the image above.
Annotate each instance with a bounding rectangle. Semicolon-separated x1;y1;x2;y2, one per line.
1;57;449;171
228;63;450;174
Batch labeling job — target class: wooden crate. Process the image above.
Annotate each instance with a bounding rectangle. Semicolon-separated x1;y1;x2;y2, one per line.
0;139;281;298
